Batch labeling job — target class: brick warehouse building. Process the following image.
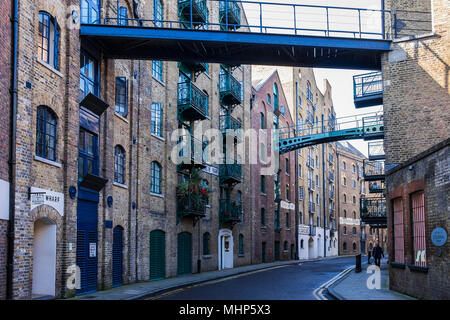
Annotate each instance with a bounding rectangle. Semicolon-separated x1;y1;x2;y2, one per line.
4;0;254;299
0;0;12;300
382;0;450;299
253;66;339;260
250;70;297;263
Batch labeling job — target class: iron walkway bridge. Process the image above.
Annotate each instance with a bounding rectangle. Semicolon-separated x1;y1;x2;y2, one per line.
80;0;393;70
277;112;384;154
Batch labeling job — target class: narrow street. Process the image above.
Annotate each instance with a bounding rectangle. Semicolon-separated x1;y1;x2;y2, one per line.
150;256;355;300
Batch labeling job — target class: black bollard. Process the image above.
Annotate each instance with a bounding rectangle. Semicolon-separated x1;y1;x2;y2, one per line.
355;254;362;273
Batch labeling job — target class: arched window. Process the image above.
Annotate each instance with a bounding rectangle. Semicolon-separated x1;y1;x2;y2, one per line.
261;208;266;226
343;194;347;203
238;234;244;255
203;232;210;255
343;242;347;251
352;164;356;173
114;145;126;184
306;81;313;102
353;242;357;251
343;209;347;218
273;83;279;110
260;112;265;129
343;226;347;235
38;12;60;70
343;177;347;186
352;227;357;235
353;196;356;204
150;161;162;194
353;211;356;219
267;93;271;104
36;106;57;161
342;161;347;170
286;184;290;201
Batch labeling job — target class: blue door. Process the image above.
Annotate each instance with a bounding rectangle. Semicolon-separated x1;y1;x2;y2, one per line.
76;198;98;295
112;226;124;287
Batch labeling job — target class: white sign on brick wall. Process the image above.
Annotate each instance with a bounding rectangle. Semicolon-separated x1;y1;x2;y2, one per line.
30;187;64;216
0;179;9;221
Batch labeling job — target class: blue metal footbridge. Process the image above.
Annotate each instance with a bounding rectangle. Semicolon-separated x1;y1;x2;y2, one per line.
80;0;395;70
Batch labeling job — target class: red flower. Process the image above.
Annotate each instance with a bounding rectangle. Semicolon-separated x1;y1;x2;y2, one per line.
200;188;207;195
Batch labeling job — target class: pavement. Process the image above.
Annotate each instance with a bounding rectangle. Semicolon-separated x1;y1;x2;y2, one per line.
327;256;416;300
71;255;344;300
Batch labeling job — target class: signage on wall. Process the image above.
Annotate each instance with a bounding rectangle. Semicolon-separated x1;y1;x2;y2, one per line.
298;225;310;235
89;243;97;258
280;201;295;211
30;186;64;216
202;165;219;176
431;228;447;247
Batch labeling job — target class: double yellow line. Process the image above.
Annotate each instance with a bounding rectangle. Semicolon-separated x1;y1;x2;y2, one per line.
312;266;354;300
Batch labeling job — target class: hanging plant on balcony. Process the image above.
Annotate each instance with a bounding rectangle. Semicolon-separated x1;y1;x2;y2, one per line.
176;168;209;212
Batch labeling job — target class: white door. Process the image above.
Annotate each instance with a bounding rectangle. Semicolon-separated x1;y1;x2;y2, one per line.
218;229;233;270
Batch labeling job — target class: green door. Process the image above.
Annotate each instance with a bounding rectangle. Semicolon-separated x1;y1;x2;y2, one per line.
177;232;192;276
274;241;280;261
150;230;166;280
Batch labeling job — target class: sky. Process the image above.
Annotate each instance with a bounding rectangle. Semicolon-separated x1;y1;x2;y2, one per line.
242;0;385;157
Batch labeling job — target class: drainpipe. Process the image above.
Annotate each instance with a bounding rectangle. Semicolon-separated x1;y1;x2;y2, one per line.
294;81;299;259
6;0;19;300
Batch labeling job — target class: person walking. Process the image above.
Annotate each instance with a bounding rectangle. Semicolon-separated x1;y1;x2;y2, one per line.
374;243;384;267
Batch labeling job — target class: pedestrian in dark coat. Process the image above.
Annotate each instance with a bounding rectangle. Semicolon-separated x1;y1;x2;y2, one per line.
374;243;384;267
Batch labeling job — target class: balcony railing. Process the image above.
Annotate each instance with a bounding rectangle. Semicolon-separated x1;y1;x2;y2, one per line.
219;114;242;141
306;156;314;169
369;182;385;193
178;0;208;26
360;198;386;226
368;141;385;160
219;199;242;224
219;0;241;29
177;81;208;121
180;60;207;75
219;163;242;185
177;135;206;169
363;159;385;181
308;202;315;213
328;171;335;182
177;188;207;219
353;72;383;108
329;190;334;199
328;154;334;164
219;69;242;106
306;111;314;125
309;225;316;236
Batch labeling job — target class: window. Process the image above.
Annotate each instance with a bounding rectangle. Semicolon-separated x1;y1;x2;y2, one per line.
352;164;356;173
298;164;302;178
36;106;57;161
286;184;290;201
151;102;163;137
115;77;128;116
118;6;128;25
238;234;244;255
352;227;357;235
353;211;356;219
153;0;164;27
315;174;319;187
299;186;304;200
352;179;356;188
411;192;426;267
260;112;265;129
261;208;266;227
80;52;99;100
392;198;404;263
283;241;288;251
274;211;280;230
78;128;99;181
343;194;347;203
273;83;279;110
343;177;347;186
285;212;290;228
152;60;163;81
285;158;289;174
203;232;210;255
353;242;357;251
260;176;265;193
343;226;347;234
114;145;126;184
342;161;347;170
353;196;356;204
38;12;60;70
343;242;347;251
315;156;318;168
306;81;313;102
267;94;271;104
81;0;100;24
343;209;347;218
150;161;162;194
316;194;320;205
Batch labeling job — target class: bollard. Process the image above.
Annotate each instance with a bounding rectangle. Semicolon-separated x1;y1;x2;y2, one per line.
355;254;362;273
368;251;372;264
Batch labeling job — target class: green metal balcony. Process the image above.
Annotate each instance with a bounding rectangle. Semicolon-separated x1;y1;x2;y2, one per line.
177;189;207;219
219;69;242;106
176;135;206;170
219;199;242;225
219;163;242;185
178;0;208;26
180;61;207;77
178;81;209;121
353;72;383;108
369;182;385;194
363;159;385;181
368;141;385;160
219;114;242;141
360;198;387;227
219;0;241;30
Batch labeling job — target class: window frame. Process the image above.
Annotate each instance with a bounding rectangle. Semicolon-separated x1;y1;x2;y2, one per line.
152;60;163;82
38;12;60;70
410;191;426;267
115;77;128;117
153;0;164;27
150;161;162;194
36;106;58;161
151;102;163;137
114;145;126;184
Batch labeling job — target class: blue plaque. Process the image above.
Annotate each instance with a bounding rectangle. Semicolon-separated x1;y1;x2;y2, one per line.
431;228;447;247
